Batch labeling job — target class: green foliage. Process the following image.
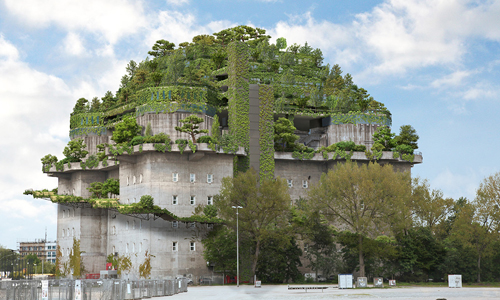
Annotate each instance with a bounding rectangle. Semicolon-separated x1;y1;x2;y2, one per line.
211;115;221;142
202;226;237;275
175;114;209;142
72;98;88;115
139;195;154;208
215;169;292;279
131;136;145;146
103;178;120;196
256;237;303;283
111;116;141;144
41;154;58;171
63;138;88;162
203;205;217;218
139;251;155;279
276;37;287;50
175;139;188;154
148;39;175;57
197;135;215;144
219;134;239;153
259;84;275;181
274;117;299;151
69;237;85;277
145;122;153;137
80;154;99;170
373;126;395;151
395;144;414;154
394;125;419;150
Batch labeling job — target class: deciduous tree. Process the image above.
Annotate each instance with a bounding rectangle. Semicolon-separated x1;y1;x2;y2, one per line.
308;161;411;277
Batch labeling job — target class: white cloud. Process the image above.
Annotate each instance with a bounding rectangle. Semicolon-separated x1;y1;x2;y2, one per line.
4;0;147;44
146;11;235;47
0;34;19;60
166;0;189;6
461;82;497;100
62;32;86;56
431;70;472;88
269;0;500;77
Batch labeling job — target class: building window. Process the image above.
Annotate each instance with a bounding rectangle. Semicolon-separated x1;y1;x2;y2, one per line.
112;246;115;254
133;176;136;184
126;221;129;230
140;174;143;183
190;173;196;183
139;242;142;253
172;221;178;228
190;242;195;251
172;195;178;205
207;174;213;183
62;210;65;218
172;242;177;251
72;209;75;217
126;243;129;253
133;220;136;230
112;226;116;235
62;229;65;237
190;196;196;205
189;222;195;228
287;179;293;188
132;243;135;253
172;173;178;182
127;177;129;186
207;196;213;205
302;180;308;188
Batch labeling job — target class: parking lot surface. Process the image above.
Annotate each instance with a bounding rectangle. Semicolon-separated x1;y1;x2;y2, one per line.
157;284;500;300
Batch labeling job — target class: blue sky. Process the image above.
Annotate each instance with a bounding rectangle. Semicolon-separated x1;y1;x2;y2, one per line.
1;0;499;250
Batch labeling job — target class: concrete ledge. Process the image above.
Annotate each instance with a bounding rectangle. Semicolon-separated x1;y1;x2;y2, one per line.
275;151;423;164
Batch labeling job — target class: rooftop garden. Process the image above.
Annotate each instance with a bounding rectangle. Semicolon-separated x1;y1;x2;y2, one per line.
68;25;392;134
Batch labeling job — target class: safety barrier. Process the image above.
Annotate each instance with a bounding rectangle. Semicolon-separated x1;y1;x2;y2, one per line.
0;278;188;300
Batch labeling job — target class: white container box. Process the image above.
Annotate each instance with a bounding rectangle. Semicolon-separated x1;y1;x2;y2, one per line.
448;274;462;288
357;277;367;288
338;274;353;289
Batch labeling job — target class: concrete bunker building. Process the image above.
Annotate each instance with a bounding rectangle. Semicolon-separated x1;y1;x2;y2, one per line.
31;36;422;279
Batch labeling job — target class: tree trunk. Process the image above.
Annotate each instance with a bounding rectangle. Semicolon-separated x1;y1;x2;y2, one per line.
251;239;261;283
359;235;365;278
477;252;481;283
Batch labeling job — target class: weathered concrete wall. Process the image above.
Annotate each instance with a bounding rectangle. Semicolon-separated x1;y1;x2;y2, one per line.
107;212;211;278
326;123;382;148
136;112;213;142
274;160;327;202
119;152;234;217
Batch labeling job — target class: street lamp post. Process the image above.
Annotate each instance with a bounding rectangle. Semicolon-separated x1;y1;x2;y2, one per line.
232;205;243;287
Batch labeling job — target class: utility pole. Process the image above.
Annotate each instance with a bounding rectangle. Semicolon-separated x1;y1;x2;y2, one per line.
232;205;243;287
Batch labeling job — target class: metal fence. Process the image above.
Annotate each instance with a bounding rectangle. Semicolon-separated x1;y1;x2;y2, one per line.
0;278;188;300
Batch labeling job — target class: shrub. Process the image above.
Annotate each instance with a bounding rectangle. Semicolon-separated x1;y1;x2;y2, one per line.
175;139;188;145
112;116;140;144
198;135;215;144
203;205;217;218
130;136;145;146
353;144;366;151
395;144;414;154
336;141;356;151
152;132;171;144
371;142;385;152
145;122;153;137
139;195;154;208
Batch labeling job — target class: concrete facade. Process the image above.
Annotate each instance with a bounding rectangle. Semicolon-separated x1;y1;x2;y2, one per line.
49;109;422;279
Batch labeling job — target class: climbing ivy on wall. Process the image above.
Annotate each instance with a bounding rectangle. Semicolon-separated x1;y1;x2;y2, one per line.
70;112;105;129
258;84;275;182
135;102;216;117
69;127;107;139
132;86;208;104
228;41;250;173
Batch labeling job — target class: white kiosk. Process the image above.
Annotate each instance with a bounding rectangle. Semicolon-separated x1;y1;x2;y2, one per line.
338;274;353;289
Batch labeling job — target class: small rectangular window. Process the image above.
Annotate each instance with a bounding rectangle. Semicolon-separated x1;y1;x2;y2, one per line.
189;222;195;228
207;174;213;183
207;196;213;205
190;196;196;205
172;195;178;205
172;173;178;182
190;242;195;251
190;174;196;183
172;221;178;228
302;180;308;188
287;179;293;188
172;242;177;251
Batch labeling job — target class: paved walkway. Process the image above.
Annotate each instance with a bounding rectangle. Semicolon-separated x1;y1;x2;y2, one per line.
157;285;500;300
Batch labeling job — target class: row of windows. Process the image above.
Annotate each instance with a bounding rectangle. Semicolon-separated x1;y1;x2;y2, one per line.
172;195;213;206
126;174;215;185
287;180;308;188
111;241;196;254
21;246;56;251
110;221;212;235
